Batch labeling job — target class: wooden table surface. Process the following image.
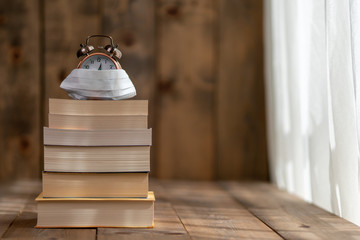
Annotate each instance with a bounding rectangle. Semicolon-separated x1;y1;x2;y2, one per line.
1;180;360;240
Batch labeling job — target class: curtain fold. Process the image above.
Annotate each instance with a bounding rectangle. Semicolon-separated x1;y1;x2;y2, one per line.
265;0;360;225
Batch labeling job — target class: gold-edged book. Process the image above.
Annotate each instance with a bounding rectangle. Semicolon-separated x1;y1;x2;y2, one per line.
42;172;148;198
35;192;155;228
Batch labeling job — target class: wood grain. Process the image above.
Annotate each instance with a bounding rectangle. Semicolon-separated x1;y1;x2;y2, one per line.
0;181;41;238
222;181;360;240
217;0;268;180
0;0;41;181
0;0;268;181
155;0;217;180
100;0;156;176
157;180;282;239
1;180;360;239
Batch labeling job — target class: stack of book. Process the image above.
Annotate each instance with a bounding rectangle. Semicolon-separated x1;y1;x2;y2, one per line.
36;98;154;228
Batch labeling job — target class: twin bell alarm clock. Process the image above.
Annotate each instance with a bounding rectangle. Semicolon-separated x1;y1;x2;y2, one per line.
60;34;136;100
77;35;122;70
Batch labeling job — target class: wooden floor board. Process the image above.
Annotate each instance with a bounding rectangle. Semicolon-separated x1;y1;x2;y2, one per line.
156;180;282;240
0;181;41;238
1;180;360;239
221;181;360;240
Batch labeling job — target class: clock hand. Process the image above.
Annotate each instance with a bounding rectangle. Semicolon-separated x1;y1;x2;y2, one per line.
98;63;102;70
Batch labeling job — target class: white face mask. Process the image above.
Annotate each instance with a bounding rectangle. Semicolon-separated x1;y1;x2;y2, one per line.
60;69;136;100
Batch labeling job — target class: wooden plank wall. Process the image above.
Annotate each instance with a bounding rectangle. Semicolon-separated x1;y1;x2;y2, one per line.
0;0;267;181
156;0;217;179
0;0;41;181
217;0;268;179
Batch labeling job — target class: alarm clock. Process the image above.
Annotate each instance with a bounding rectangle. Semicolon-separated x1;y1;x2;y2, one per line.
76;35;122;70
60;34;136;100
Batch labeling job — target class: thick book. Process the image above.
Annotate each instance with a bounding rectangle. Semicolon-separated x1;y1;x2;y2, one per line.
44;146;150;172
43;127;152;146
49;98;148;115
42;172;148;197
48;114;148;130
35;192;155;228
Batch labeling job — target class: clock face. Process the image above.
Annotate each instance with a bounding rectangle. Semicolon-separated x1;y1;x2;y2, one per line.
79;53;119;70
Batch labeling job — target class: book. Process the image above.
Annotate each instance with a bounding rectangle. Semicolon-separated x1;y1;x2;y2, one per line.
35;192;155;228
49;98;148;116
37;98;155;228
48;114;148;130
42;172;148;197
44;146;150;172
43;127;152;146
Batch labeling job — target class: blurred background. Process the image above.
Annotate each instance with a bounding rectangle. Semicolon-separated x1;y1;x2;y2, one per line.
0;0;267;182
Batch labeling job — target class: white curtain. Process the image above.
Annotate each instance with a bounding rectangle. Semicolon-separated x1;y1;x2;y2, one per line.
265;0;360;225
